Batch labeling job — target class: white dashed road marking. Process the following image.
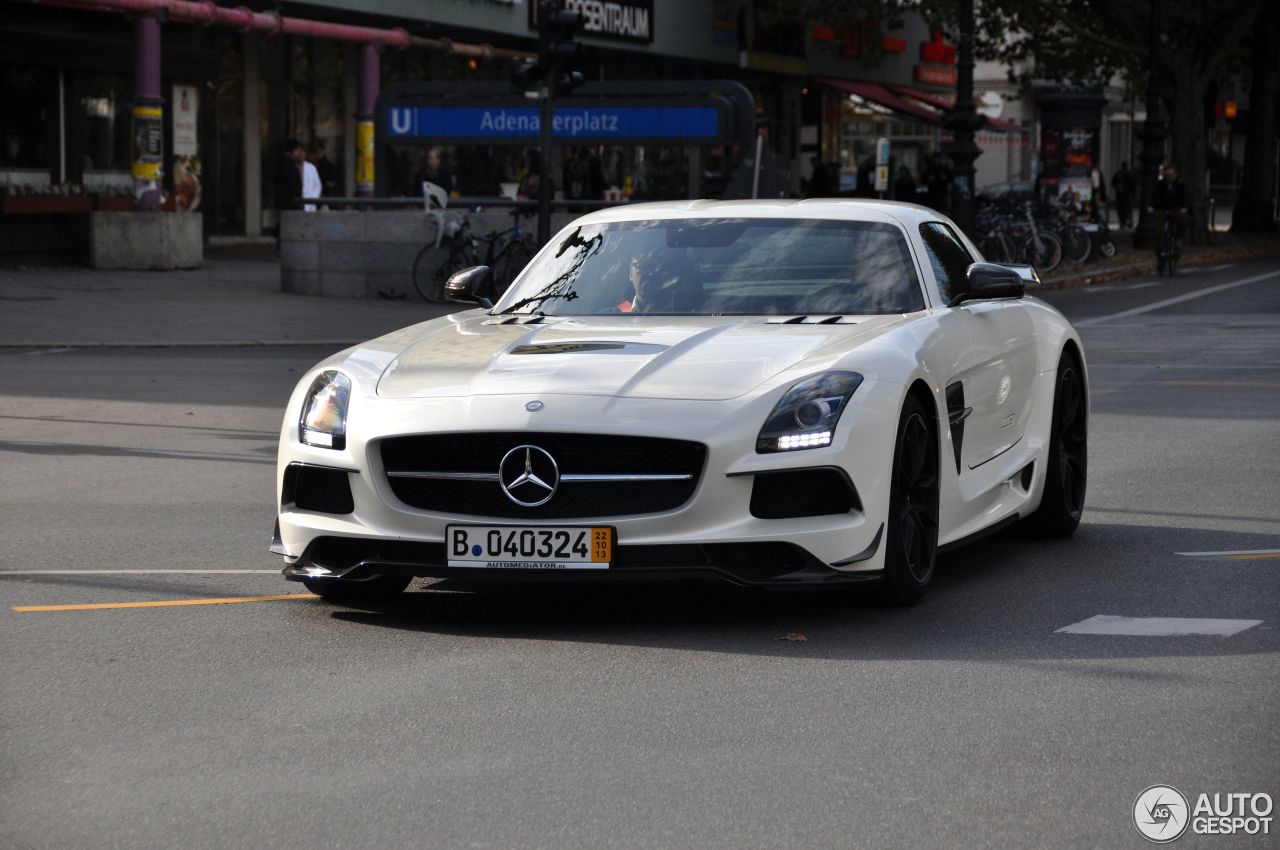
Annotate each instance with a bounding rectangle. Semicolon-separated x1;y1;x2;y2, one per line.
1075;269;1280;326
1056;616;1262;637
1175;548;1280;558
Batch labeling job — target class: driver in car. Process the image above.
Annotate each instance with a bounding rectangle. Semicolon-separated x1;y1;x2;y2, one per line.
618;251;702;313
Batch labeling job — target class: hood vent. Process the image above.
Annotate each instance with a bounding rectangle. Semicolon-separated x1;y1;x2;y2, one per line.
766;315;859;325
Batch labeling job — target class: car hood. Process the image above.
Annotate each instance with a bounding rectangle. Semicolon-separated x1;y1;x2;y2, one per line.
376;314;909;401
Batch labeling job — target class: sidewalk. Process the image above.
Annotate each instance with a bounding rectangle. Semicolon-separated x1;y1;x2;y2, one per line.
3;236;1278;350
0;246;456;349
1042;230;1280;289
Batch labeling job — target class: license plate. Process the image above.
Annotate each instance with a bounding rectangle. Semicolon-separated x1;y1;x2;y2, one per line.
446;525;612;570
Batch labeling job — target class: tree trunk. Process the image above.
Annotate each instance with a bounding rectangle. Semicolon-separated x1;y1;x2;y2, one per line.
1232;2;1279;233
1166;66;1210;245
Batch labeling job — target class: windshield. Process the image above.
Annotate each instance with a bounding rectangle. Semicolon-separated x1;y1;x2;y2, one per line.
495;217;924;316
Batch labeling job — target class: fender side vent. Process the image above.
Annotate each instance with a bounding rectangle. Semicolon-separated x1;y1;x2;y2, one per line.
945;382;967;475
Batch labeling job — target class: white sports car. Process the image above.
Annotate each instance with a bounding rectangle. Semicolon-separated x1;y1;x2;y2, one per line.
273;200;1087;604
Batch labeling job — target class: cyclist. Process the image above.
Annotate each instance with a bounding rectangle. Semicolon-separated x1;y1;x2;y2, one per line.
1148;163;1188;255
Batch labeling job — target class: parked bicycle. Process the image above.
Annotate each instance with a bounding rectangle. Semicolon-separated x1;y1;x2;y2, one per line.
976;201;1063;271
413;207;538;303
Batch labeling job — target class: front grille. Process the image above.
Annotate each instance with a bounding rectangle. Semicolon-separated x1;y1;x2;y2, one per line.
380;433;707;519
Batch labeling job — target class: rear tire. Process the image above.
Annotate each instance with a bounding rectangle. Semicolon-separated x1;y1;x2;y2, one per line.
877;394;940;605
302;574;412;604
1019;352;1087;538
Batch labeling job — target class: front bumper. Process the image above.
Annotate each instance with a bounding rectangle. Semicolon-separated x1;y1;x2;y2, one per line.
282;532;883;588
275;384;903;587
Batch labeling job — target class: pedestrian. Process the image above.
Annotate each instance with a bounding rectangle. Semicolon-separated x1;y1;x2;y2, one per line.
417;146;455;195
1148;163;1189;248
516;149;548;200
1112;160;1135;229
301;151;323;212
925;157;951;212
273;138;305;250
893;164;917;202
311;140;340;198
1090;165;1107;221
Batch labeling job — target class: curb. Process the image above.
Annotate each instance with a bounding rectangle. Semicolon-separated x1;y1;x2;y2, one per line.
1041;240;1280;291
0;340;365;352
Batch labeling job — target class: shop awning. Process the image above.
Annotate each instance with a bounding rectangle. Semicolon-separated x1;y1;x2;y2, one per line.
817;77;1016;132
817;78;941;123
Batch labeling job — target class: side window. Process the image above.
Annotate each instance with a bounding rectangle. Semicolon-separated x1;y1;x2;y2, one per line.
919;222;975;305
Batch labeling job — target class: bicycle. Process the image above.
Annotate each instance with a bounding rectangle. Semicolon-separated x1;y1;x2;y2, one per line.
413;208;538;303
1154;212;1180;277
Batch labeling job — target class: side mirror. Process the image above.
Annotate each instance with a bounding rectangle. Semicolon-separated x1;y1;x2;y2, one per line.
950;262;1031;306
444;266;494;309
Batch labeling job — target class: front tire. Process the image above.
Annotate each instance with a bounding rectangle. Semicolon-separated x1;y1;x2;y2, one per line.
878;394;941;604
302;574;412;604
1020;352;1087;537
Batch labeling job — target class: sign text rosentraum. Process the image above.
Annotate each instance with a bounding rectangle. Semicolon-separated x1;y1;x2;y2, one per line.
565;0;650;41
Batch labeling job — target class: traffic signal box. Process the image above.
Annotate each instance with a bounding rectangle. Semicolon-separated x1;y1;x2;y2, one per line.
513;0;586;95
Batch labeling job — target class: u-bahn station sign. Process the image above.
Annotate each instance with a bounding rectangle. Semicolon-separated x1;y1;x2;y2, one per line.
387;105;721;143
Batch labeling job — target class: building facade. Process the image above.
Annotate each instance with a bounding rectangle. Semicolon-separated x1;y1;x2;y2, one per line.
2;0;1007;257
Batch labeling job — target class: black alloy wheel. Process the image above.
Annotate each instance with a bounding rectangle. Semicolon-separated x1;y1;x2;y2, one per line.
879;395;941;604
1020;352;1087;537
302;574;412;604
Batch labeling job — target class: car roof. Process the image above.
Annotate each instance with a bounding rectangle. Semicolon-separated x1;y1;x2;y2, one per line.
568;198;947;230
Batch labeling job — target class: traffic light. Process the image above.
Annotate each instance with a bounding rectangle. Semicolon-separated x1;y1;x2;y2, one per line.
511;57;544;93
557;70;585;94
537;0;585;94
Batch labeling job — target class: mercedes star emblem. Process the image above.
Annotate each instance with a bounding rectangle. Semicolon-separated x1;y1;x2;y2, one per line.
498;445;559;507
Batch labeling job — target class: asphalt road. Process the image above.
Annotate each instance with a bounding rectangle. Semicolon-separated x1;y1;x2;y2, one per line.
2;257;1278;849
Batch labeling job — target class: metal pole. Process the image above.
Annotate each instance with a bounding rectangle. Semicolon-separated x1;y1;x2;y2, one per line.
942;0;982;237
537;80;555;244
751;133;763;199
355;41;379;198
1132;0;1165;249
132;8;164;209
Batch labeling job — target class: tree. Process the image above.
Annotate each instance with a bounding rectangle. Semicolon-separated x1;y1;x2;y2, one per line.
977;0;1264;244
1231;1;1278;233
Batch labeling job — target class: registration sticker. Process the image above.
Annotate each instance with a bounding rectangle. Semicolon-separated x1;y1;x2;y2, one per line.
447;525;612;569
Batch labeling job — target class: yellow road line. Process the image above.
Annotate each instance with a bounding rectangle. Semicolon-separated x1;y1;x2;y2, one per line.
1225;553;1280;561
13;593;316;613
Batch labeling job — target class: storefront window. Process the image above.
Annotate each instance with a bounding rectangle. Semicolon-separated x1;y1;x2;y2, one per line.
77;72;131;174
1;65;56;172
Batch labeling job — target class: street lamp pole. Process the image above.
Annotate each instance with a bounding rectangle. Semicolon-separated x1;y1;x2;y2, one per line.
1132;0;1165;249
943;0;984;238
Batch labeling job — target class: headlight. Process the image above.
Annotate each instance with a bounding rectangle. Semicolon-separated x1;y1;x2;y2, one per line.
299;371;351;449
757;371;863;453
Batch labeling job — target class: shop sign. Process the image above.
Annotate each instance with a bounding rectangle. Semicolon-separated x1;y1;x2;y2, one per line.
171;85;201;211
914;64;957;86
172;85;198;156
529;0;653;44
387;105;720;142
